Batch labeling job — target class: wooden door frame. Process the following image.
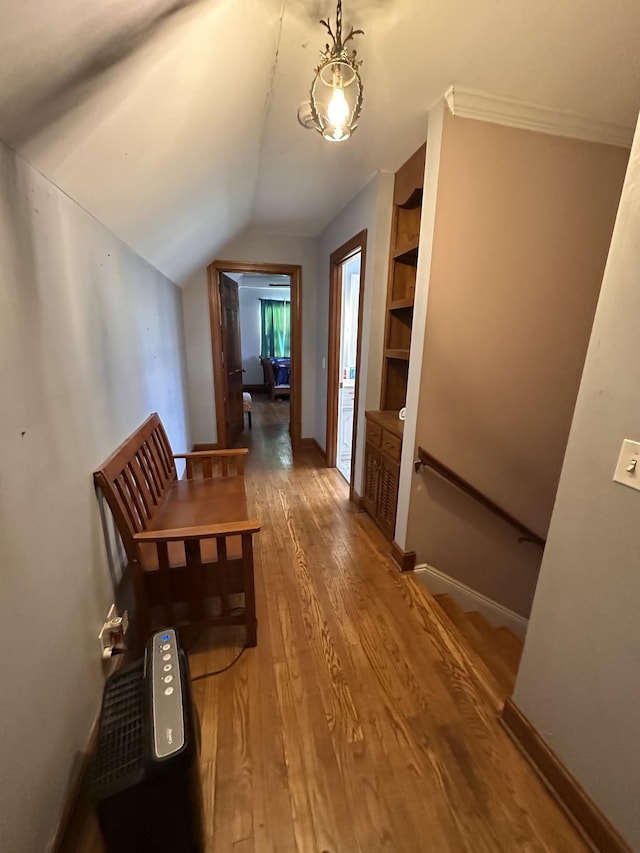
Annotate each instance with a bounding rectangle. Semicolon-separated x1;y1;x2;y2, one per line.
208;259;302;450
325;230;367;496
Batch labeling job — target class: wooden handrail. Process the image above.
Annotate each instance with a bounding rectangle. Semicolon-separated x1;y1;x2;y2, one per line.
414;446;546;548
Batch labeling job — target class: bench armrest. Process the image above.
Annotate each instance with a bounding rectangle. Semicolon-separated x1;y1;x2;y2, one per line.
133;520;260;542
173;449;249;459
173;448;249;479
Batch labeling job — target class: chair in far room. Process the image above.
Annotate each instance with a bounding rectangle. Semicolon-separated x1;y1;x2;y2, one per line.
260;356;291;401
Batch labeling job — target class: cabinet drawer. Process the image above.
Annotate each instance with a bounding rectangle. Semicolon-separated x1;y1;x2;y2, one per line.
381;430;402;462
366;420;382;446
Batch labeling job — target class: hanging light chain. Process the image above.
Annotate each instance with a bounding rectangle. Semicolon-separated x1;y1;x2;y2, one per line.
336;0;342;47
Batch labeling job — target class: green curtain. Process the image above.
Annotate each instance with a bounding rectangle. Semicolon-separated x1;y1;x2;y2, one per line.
260;299;291;358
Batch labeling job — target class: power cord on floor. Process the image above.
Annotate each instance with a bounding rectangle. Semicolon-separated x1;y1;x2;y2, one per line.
183;608;246;654
190;645;248;683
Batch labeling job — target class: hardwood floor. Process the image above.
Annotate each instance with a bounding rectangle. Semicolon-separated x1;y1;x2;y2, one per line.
61;403;589;852
248;393;291;429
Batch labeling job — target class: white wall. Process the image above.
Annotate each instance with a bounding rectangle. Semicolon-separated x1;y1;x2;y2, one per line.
181;268;217;445
239;286;291;385
316;172;394;491
181;230;318;441
0;140;189;853
514;121;640;849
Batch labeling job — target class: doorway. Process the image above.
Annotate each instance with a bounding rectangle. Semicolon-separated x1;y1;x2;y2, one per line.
208;261;302;450
326;231;367;491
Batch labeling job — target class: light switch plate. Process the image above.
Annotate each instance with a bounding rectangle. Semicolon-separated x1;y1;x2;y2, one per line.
613;439;640;491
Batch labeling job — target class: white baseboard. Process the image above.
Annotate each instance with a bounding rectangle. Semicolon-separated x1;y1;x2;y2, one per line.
414;563;529;640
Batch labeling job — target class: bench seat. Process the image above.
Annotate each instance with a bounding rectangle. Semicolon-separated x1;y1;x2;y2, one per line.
94;413;260;650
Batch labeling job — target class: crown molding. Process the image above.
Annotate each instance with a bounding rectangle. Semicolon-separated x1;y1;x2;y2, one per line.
444;85;634;149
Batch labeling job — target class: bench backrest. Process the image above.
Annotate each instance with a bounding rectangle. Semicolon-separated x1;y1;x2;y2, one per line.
94;413;177;560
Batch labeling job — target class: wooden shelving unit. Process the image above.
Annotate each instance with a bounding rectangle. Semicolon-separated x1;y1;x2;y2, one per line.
362;143;426;543
380;143;426;411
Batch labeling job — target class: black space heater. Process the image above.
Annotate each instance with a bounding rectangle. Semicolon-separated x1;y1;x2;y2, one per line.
90;628;204;853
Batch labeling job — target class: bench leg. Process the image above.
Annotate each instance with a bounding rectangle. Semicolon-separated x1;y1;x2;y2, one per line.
130;560;151;654
242;533;257;647
246;617;258;648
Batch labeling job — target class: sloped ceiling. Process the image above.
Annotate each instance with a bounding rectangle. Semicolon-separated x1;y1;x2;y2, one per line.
1;0;640;283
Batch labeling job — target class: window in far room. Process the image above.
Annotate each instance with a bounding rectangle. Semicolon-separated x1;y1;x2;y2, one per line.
260;298;291;358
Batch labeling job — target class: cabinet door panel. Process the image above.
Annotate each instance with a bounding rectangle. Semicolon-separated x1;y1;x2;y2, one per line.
363;443;380;517
378;454;400;538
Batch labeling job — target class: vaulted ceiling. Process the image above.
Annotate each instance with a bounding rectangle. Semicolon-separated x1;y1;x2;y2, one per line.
1;0;640;283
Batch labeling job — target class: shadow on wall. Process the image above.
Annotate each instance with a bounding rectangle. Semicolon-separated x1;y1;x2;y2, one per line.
1;0;208;146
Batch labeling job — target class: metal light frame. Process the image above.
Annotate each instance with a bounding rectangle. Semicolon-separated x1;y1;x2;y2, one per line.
305;0;364;143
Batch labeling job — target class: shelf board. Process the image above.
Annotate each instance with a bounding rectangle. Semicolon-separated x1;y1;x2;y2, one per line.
389;298;414;311
398;187;423;211
384;349;410;361
393;243;419;265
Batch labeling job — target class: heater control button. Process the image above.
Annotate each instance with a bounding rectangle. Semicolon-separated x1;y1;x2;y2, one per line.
164;687;174;696
163;675;173;684
163;664;172;672
162;643;170;651
162;653;171;661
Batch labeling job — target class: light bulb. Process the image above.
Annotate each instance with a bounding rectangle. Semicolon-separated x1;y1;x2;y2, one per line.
327;86;350;129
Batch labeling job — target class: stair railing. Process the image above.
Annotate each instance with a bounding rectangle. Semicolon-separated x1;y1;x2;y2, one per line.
414;446;546;548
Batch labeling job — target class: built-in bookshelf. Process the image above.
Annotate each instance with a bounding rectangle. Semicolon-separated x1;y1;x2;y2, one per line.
362;143;425;545
379;144;426;411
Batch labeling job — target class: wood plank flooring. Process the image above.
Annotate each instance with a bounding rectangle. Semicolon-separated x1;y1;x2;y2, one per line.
61;398;589;852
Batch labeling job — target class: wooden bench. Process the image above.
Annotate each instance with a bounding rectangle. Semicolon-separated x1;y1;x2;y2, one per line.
94;413;260;649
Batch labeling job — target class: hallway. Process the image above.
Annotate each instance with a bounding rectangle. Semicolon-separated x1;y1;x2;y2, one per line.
63;412;588;852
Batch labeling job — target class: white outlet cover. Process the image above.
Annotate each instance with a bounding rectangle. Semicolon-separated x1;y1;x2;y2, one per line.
613;439;640;491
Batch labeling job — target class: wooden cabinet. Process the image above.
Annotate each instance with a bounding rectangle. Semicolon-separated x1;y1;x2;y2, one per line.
363;411;403;539
362;143;425;542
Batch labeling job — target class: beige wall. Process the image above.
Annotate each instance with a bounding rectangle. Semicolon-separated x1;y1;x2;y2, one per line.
0;140;189;853
406;111;628;615
514;119;640;850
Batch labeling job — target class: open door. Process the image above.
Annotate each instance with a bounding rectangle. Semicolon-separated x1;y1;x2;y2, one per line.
219;273;244;446
326;231;367;494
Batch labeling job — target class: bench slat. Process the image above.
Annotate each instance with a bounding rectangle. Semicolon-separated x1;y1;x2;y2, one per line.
148;428;167;481
123;464;150;529
155;420;176;480
126;460;153;524
139;440;163;503
115;473;144;534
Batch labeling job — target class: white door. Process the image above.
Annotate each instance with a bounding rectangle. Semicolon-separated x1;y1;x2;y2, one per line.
336;253;361;482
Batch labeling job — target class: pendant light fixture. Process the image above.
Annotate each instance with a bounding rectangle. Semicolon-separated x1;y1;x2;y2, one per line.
298;0;364;143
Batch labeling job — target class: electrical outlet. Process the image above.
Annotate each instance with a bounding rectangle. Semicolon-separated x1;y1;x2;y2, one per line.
99;605;129;657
